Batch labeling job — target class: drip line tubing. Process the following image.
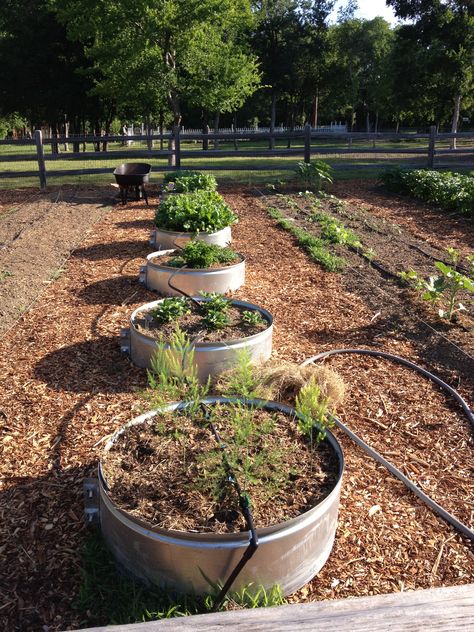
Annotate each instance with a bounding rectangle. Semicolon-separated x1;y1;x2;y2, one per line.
302;349;474;542
200;403;259;610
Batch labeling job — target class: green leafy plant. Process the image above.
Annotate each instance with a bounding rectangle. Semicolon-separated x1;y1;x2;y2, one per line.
167;240;238;269
146;327;209;412
163;170;202;183
362;247;376;262
295;377;334;444
216;349;266;399
312;211;362;248
267;206;344;272
399;248;474;321
241;310;265;328
148;297;191;324
170;173;217;193
155;190;238;233
196;403;292;502
294;160;333;191
199;292;231;330
0;270;12;282
380;168;474;217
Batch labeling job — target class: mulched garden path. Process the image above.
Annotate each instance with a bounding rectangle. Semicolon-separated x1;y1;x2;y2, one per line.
0;182;472;631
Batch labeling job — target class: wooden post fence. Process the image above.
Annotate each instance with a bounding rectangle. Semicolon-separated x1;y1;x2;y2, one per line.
172;125;181;169
428;125;436;168
304;123;311;163
34;130;47;189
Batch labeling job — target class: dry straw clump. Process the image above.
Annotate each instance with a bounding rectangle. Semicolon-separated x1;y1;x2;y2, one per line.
215;359;346;411
259;361;345;410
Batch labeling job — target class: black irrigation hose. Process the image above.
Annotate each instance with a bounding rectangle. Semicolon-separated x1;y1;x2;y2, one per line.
302;349;474;542
200;404;259;610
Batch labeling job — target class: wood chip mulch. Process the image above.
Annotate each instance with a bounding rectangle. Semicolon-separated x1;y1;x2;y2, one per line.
0;183;473;631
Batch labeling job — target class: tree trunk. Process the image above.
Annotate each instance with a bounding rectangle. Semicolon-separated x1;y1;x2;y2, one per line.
159;110;164;151
167;88;181;166
450;93;461;150
51;122;59;155
395;119;400;134
312;88;319;129
233;112;238;150
269;92;277;150
146;115;152;150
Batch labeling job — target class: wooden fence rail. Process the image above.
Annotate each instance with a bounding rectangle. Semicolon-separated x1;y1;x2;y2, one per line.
0;125;473;188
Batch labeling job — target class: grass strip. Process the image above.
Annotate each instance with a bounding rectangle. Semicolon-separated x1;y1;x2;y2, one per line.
74;533;285;627
267;206;344;272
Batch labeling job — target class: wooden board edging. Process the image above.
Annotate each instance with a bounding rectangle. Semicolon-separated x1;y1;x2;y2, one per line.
72;583;474;632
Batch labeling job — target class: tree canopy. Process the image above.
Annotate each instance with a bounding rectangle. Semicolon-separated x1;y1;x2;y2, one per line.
0;0;472;134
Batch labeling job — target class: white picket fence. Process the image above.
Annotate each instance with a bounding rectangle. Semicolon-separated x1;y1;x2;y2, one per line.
178;123;347;134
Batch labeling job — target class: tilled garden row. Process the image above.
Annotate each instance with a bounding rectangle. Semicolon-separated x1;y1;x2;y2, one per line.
0;183;472;631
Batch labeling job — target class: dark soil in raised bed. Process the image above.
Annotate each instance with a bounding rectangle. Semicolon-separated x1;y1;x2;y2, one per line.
150;250;242;269
102;405;339;533
133;301;268;342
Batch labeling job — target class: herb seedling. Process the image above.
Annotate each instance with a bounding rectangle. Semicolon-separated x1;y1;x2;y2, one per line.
295;377;333;444
168;240;238;269
148;297;190;324
399;248;474;321
146;327;209;413
200;292;231;330
294;160;333;192
241;310;265;328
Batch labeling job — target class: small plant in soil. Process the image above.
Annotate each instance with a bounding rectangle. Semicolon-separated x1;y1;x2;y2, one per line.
294;160;333;192
311;211;362;249
135;296;268;345
148;297;191;324
241;310;266;328
145;327;209;410
167;240;239;269
103;399;338;532
164;172;217;193
295;377;334;443
155;190;237;234
197;293;231;330
399;247;474;321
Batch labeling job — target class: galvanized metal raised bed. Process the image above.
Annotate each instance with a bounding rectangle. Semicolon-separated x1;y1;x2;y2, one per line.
122;297;273;382
98;397;344;597
139;249;246;296
150;225;232;250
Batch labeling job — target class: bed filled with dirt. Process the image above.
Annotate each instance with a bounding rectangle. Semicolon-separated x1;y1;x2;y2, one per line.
133;299;269;342
0;179;472;631
102;404;339;533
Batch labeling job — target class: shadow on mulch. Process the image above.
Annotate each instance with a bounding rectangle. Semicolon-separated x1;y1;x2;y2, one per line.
77;275;149;305
72;240;147;261
0;464;95;632
304;315;402;348
115;219;154;230
34;336;145;393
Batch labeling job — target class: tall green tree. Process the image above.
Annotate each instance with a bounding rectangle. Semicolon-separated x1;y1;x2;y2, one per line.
52;0;260;128
0;0;100;134
387;0;474;141
325;17;394;130
252;0;302;143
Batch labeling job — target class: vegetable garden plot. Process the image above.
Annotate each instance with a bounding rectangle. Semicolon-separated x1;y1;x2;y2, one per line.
0;183;472;631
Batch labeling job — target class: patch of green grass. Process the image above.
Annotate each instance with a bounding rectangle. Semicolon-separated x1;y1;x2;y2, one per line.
49;267;65;282
267;206;344;272
0;270;12;282
74;532;285;628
